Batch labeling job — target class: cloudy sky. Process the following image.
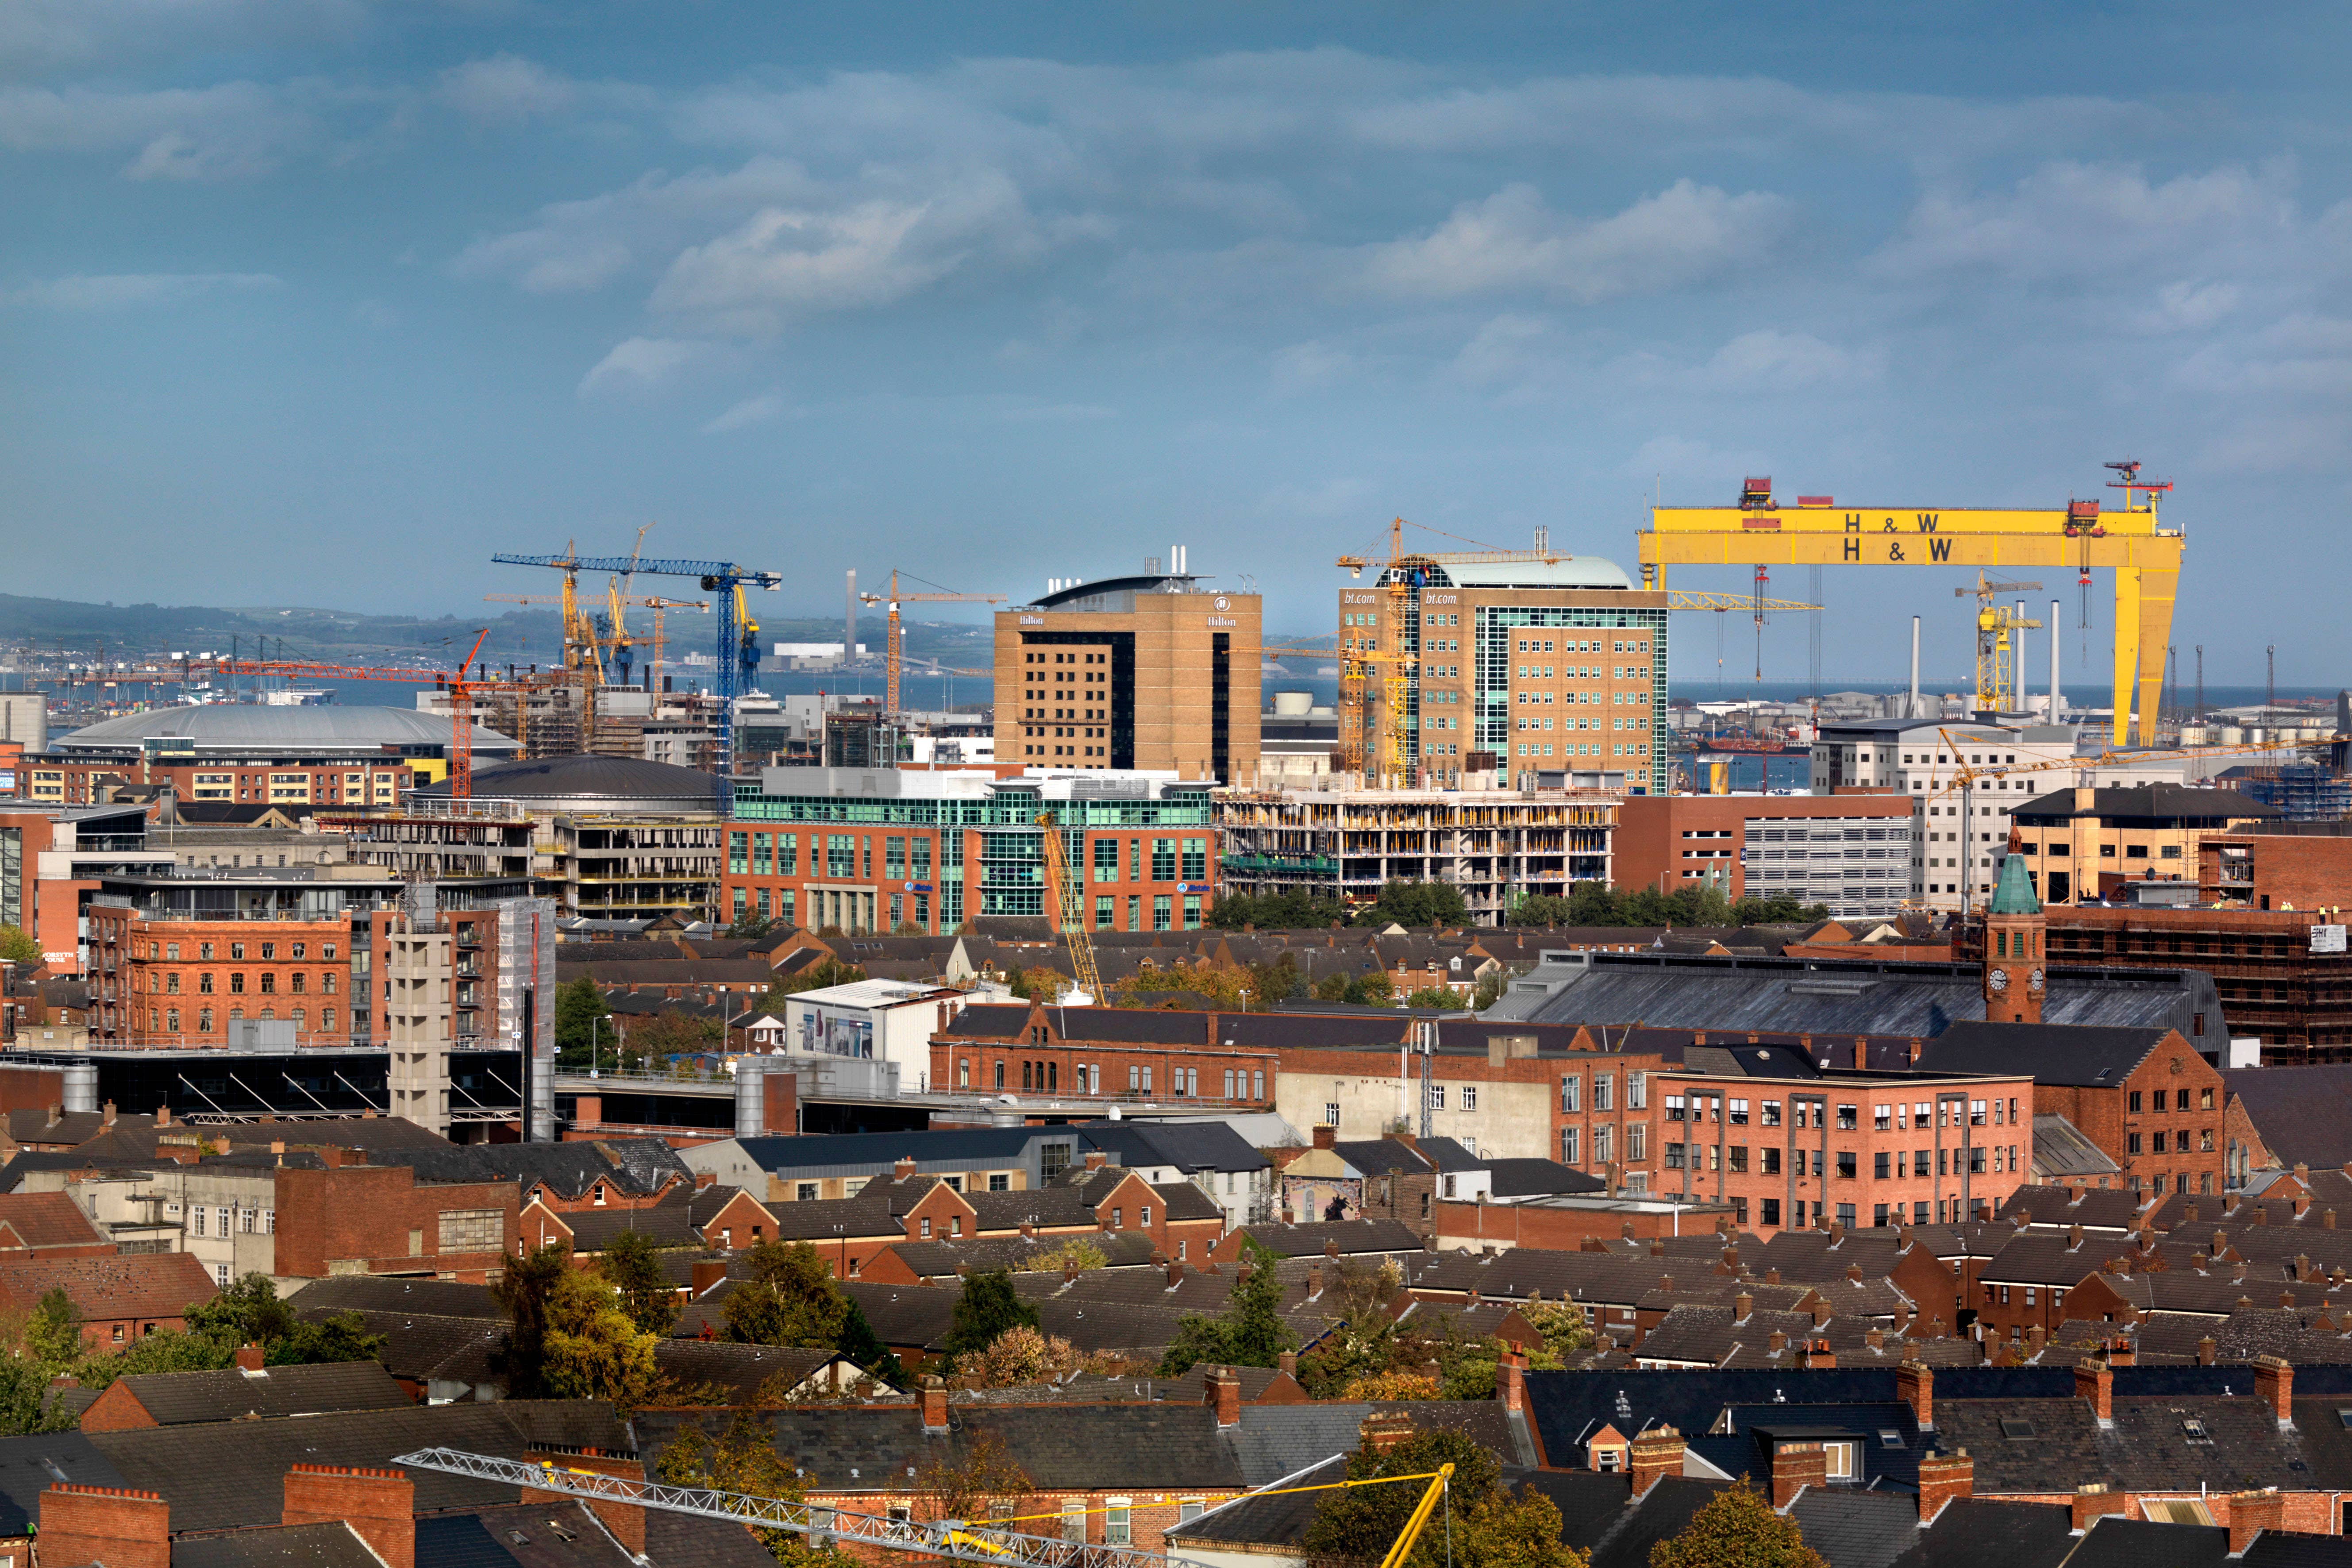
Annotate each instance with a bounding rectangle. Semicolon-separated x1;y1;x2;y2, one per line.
4;2;2348;685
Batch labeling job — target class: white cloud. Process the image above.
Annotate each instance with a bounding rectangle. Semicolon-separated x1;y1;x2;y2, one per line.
0;78;375;181
1620;328;1882;391
703;393;783;433
2132;280;2242;334
577;337;716;399
1364;180;1792;302
440;56;578;124
4;272;279;308
1448;313;1555;390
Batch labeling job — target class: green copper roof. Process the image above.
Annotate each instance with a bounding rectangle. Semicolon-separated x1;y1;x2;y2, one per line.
1990;853;2042;915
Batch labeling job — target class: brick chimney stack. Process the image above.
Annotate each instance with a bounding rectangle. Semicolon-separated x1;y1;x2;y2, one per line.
2071;1485;2127;1533
1627;1427;1685;1497
2252;1355;2294;1427
895;1156;917;1180
286;1466;415;1568
234;1344;265;1373
920;1376;949;1433
1084;1150;1108;1171
1770;1442;1827;1509
1313;1124;1336;1150
1206;1366;1241;1428
1359;1410;1414;1452
1897;1359;1934;1431
1494;1349;1525;1413
2228;1490;2284;1556
2074;1360;2113;1426
39;1485;169;1568
1915;1449;1971;1522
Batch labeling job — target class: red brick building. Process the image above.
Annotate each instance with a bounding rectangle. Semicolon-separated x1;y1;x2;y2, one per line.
271;1161;520;1282
932;1001;1279;1105
24;754;412;810
89;913;351;1047
1615;790;1916;905
0;1252;216;1348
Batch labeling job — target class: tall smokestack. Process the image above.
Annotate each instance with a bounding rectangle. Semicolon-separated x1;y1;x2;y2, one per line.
845;570;857;667
2016;601;2028;715
1908;617;1921;719
2050;600;2062;724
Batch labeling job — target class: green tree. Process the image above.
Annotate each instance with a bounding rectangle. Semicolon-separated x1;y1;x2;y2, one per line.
63;1329;235;1392
0;1356;53;1437
1356;881;1469;930
26;1288;81;1367
599;1230;685;1336
1207;891;1348;931
1403;986;1461;1009
658;1409;854;1568
625;1010;725;1070
727;912;777;940
1471;968;1508;1011
1313;972;1352;1002
943;1269;1039;1362
271;1312;387;1367
182;1271;298;1346
0;925;39;966
833;1299;906;1387
491;1243;573;1398
554;977;613;1070
1158;1239;1297;1376
1648;1482;1825;1568
1303;1426;1582;1568
723;1241;850;1348
1343;970;1395;1007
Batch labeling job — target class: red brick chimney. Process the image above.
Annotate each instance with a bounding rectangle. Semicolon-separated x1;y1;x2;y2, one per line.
1166;1257;1186;1288
691;1258;729;1294
1627;1426;1685;1496
920;1376;949;1432
2228;1490;2284;1556
1206;1366;1242;1427
102;1101;116;1127
1801;1338;1836;1370
286;1466;414;1568
1770;1442;1827;1508
1494;1350;1525;1414
1084;1150;1109;1171
895;1156;917;1180
520;1452;639;1560
155;1105;171;1129
1915;1449;1971;1522
2071;1485;2127;1533
2074;1360;2113;1426
40;1485;169;1568
1278;1350;1297;1379
234;1344;265;1372
1313;1124;1336;1150
1898;1359;1934;1431
2252;1355;2294;1426
1324;1237;1340;1260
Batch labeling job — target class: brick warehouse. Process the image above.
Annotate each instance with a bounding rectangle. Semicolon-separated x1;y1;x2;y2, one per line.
86;912;351;1047
270;1160;519;1281
725;767;1216;935
932;1000;1279;1105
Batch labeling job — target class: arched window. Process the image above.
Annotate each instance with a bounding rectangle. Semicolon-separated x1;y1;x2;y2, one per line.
228;973;245;994
198;1008;214;1032
166;1009;180;1032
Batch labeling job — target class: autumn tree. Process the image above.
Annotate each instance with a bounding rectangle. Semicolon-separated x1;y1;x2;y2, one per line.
1303;1426;1582;1568
914;1429;1034;1529
0;925;39;966
658;1409;853;1568
598;1230;685;1336
964;1325;1079;1388
1647;1482;1825;1568
723;1241;850;1348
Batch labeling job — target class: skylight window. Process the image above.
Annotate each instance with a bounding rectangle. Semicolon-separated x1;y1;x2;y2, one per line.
1878;1430;1903;1448
1998;1418;2036;1440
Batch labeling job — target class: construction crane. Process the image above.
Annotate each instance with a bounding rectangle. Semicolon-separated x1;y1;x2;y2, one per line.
493;552;781;814
861;568;1006;717
1035;810;1103;1002
196;629;497;797
391;1449;1454;1568
483;591;706;686
1952;572;2045;715
1641;466;2184;746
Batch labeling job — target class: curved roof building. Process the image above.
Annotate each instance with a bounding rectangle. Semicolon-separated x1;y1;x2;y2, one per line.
56;705;518;757
410;754;720;816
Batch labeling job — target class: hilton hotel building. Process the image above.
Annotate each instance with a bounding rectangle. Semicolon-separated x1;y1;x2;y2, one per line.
1344;554;1669;793
995;565;1262;782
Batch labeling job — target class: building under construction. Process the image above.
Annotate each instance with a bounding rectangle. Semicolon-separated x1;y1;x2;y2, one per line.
1215;784;1618;922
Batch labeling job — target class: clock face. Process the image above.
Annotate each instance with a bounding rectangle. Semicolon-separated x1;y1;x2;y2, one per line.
2029;968;2045;992
1988;967;2009;993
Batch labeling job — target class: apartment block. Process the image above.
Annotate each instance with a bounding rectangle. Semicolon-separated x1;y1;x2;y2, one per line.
2013;782;2278;906
995;561;1260;782
1215;785;1616;924
1616;791;1917;916
1811;717;2076;911
1342;552;1668;793
727;767;1216;934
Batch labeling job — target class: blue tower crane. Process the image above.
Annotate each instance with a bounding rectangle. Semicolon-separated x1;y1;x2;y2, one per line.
492;552;781;816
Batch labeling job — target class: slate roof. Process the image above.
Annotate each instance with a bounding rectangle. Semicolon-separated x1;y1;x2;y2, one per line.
290;1276;500;1319
370;1139;691;1200
652;1342;845;1402
1582;1477;1734;1568
412;1503;636;1568
1787;1488;1926;1568
833;1281;960;1349
1918;1021;2183;1088
1166;1452;1341;1547
870;1229;1164;1280
300;1308;505;1387
2224;1064;2352;1172
728;1127;1081;1174
85;1402;627;1533
171;1520;385;1568
0;1431;126;1537
112;1360;411;1424
1501;951;2217;1048
1933;1392;2315;1495
1997;1186;2147;1232
3;1108;157;1147
2061;1516;2231;1568
2013;783;2279;823
1226;1219;1424;1258
1070;1121;1270;1175
1885;1497;2081;1568
558;1202;701;1253
1324;1139;1435;1178
2031;1115;2122;1178
1219;1400;1530;1482
1484;1159;1605;1198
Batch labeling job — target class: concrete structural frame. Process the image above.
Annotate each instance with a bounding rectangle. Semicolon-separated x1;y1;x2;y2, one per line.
994;566;1261;783
1341;554;1669;794
1214;786;1616;924
1811;717;2075;912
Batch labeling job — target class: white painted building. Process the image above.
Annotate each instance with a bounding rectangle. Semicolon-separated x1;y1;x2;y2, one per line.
777;979;972;1092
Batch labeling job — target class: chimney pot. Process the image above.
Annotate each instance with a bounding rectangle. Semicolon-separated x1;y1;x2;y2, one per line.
2252;1355;2294;1426
234;1344;264;1373
920;1376;949;1432
2228;1491;2285;1556
1916;1449;1972;1522
1206;1366;1242;1427
1627;1426;1686;1497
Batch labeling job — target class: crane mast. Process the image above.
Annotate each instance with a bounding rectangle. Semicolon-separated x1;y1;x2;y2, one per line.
1036;810;1103;1001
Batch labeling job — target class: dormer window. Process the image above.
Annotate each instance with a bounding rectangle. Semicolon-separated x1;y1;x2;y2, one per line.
593;1185;606;1206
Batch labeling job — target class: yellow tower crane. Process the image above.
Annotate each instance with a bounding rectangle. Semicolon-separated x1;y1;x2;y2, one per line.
861;568;1005;717
1955;571;2044;715
1035;810;1103;1001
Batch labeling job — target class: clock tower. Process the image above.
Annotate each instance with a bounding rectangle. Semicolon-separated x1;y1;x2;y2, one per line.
1982;853;2046;1025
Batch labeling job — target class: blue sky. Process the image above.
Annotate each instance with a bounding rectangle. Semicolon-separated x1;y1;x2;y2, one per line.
4;2;2349;687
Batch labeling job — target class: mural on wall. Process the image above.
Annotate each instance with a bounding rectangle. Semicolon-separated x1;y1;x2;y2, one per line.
796;1008;874;1059
1282;1173;1363;1224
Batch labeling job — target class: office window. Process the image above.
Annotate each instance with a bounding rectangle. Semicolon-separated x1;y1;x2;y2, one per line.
1627;1124;1646;1160
1837;1104;1858;1130
1561;1127;1580;1164
1874;1152;1889;1178
1429;1085;1446;1110
1561;1075;1581;1112
1837;1152;1856;1179
438;1210;503;1252
1594;1075;1613;1111
1461;1086;1478;1112
1762;1198;1781;1227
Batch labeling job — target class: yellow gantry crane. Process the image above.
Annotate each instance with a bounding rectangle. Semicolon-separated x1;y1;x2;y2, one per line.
1640;462;2183;745
1035;810;1103;1001
861;568;1006;717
